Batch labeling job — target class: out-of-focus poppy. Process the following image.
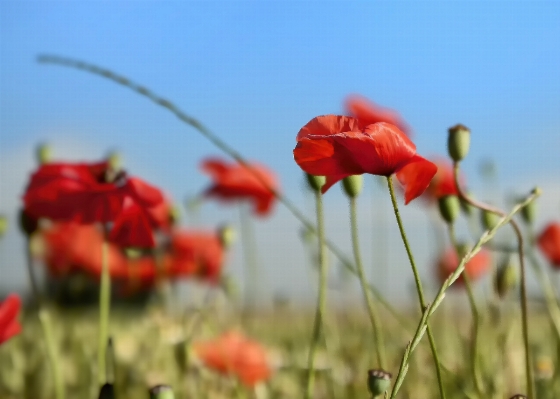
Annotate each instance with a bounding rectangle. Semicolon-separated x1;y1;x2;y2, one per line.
345;95;411;136
23;161;166;247
0;294;22;345
193;331;271;387
423;158;463;202
293;116;436;203
200;158;279;216
436;247;491;286
538;222;560;268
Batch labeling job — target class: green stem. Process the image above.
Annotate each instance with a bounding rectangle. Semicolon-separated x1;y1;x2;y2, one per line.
98;237;111;385
386;176;446;399
239;205;258;315
447;225;484;394
39;309;65;399
304;190;328;399
350;197;386;368
24;236;42;306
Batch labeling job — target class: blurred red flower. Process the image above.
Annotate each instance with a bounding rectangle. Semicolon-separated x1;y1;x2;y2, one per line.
193;331;271;387
293;116;436;203
436;247;491;286
0;294;22;345
345;95;411;136
200;158;279;216
23;161;166;247
538;222;560;268
423;158;463;201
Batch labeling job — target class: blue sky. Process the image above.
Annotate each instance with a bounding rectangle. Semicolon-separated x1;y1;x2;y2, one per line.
1;2;560;301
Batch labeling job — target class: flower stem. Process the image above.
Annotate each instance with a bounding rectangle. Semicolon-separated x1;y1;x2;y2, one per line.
39;309;65;399
239;205;259;316
98;236;111;386
386;176;446;399
349;196;386;368
304;189;328;399
452;162;535;399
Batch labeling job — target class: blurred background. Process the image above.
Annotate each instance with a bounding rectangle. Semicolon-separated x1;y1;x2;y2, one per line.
2;1;560;306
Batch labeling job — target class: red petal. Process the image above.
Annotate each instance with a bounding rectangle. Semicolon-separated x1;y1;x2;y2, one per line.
293;137;362;177
109;198;155;248
538;223;560;267
127;177;164;207
296;115;360;140
395;155;437;204
0;294;21;342
345;95;411;136
200;158;230;179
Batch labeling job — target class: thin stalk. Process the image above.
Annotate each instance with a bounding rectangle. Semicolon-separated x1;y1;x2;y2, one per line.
304;190;328;399
37;55;410;333
386;176;446;399
239;205;258;315
24;236;42;306
349;196;386;368
98;236;111;385
447;225;484;394
453;162;535;399
39;309;65;399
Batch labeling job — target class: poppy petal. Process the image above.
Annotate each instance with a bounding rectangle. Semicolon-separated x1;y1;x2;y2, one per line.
0;294;21;333
345;95;411;135
296;115;360;141
293;136;363;177
110;198;155;248
395;155;437;204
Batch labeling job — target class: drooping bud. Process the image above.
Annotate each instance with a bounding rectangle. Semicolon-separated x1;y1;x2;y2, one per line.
438;195;460;224
520;199;537;225
218;224;236;249
342;175;363;198
306;173;325;192
447;124;471;162
98;383;115;399
0;215;7;238
494;258;518;298
367;369;391;397
19;209;39;237
481;209;501;231
36;142;52;165
149;385;175;399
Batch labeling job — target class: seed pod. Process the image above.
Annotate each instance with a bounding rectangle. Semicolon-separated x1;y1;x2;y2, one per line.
149;384;175;399
520;199;537;225
342;175;363;198
447;124;471;162
438;195;460;224
367;369;391;397
494;259;518;298
36;143;52;165
481;209;501;231
306;173;325;192
218;224;236;249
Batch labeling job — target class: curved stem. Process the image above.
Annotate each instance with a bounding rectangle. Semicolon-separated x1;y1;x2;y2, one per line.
447;224;484;394
386;176;446;399
37;55;410;334
304;190;328;399
350;197;386;368
98;236;111;385
453;162;535;398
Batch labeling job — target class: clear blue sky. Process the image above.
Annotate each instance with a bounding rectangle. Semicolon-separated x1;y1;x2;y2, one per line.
1;1;560;300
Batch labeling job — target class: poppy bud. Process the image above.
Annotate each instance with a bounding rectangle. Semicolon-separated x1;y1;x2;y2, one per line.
306;173;325;192
149;385;175;399
106;151;122;172
36;142;52;165
438;195;460;224
494;259;518;298
447;124;471;162
18;209;39;237
169;205;181;225
481;209;501;230
520;199;537;225
0;215;7;238
98;383;115;399
367;369;391;397
218;224;236;249
342;175;363;198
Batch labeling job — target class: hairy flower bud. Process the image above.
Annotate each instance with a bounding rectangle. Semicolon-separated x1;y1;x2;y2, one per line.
149;385;175;399
342;175;363;198
520;199;537;225
367;369;391;397
438;195;460;224
36;143;52;165
218;224;236;249
447;124;471;162
481;209;501;231
494;259;518;298
306;173;325;192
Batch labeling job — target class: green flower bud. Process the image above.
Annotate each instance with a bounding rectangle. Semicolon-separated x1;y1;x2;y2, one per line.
494;259;518;298
481;209;501;231
98;383;115;399
367;369;391;397
106;151;122;172
19;209;38;237
438;195;460;224
342;175;363;198
306;173;325;192
520;199;537;225
447;124;471;162
149;385;175;399
0;215;8;238
218;224;236;249
36;143;52;165
169;205;181;225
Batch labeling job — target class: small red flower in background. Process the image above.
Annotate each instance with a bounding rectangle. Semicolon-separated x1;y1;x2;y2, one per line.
537;222;560;268
436;247;491;286
423;158;463;201
200;158;279;216
193;331;271;387
345;95;411;136
293;116;436;203
0;294;22;345
23;161;166;247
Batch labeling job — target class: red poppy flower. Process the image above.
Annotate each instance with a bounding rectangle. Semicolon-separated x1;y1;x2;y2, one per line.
423;158;463;202
293;116;436;203
200;158;279;216
23;161;166;247
167;230;224;283
345;95;411;136
193;331;271;387
0;294;22;345
537;222;560;268
436;247;491;286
